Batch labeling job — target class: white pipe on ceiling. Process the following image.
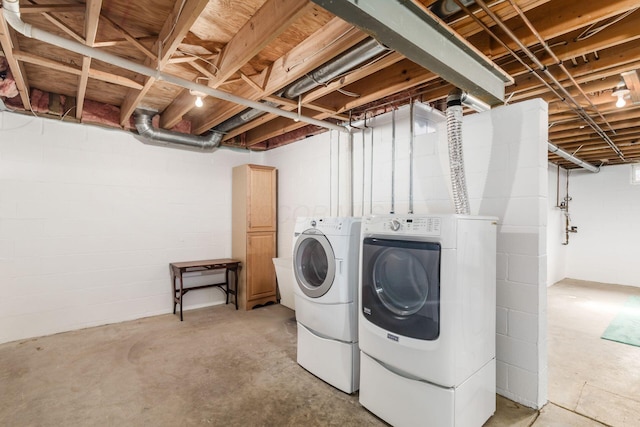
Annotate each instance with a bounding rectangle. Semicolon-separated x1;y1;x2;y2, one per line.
1;0;348;135
547;142;600;173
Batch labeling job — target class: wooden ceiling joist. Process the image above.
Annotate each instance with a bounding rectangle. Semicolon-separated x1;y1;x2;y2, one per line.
192;18;366;135
0;11;31;109
160;0;313;129
118;0;210;126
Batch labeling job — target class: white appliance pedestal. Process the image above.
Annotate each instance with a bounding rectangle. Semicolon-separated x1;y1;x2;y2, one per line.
297;322;359;394
359;351;495;427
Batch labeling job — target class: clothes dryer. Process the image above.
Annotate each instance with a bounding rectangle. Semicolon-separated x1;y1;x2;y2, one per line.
358;214;497;427
293;217;362;393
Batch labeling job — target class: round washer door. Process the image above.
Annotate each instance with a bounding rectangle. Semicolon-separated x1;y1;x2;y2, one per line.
293;230;336;298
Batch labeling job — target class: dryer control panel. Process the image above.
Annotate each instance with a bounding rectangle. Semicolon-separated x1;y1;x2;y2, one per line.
363;215;442;236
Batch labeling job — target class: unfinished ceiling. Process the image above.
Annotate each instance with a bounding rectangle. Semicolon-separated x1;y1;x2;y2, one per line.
0;0;639;169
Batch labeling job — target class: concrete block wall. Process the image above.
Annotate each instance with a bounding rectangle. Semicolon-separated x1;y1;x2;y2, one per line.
266;99;548;408
565;164;640;287
0;112;262;344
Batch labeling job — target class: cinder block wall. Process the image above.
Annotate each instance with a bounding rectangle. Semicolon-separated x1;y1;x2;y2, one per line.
267;99;549;409
0;113;261;344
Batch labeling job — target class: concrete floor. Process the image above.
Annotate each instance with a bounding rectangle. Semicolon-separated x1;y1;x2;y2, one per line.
1;278;638;426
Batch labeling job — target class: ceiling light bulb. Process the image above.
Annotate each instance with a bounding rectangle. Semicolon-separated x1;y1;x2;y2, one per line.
195;95;204;108
616;94;626;108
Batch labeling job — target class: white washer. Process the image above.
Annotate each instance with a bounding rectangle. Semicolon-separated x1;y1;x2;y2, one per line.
293;216;362;393
358;214;497;427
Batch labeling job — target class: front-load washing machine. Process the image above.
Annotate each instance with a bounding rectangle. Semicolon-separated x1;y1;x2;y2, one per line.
293;216;362;393
358;214;497;427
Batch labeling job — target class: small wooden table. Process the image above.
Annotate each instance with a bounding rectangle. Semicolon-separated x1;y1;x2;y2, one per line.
170;258;241;321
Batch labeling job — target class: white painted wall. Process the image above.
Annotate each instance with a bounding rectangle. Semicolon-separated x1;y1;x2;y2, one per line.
0;112;263;344
565;164;640;287
1;99;549;408
547;164;568;286
266;99;549;408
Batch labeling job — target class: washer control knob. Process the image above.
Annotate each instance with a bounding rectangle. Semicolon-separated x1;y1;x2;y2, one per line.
390;219;401;231
311;220;317;227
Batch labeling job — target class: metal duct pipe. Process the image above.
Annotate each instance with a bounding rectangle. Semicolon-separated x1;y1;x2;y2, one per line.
446;88;471;215
134;109;223;151
282;38;388;99
547;142;600;173
1;0;347;136
215;38;389;134
461;92;490;113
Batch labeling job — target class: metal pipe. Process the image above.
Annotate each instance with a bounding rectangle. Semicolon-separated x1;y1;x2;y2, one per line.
370;124;374;215
134;109;223;150
505;0;615;135
390;108;396;214
337;131;341;216
409;100;414;214
547;141;599;173
1;0;347;135
361;127;366;216
461;92;490;112
329;130;334;216
282;38;389;99
473;0;624;161
349;130;354;217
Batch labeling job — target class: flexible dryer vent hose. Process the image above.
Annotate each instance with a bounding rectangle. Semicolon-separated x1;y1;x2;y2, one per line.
446;89;470;215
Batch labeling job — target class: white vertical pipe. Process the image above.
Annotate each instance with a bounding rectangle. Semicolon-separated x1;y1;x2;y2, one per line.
409;100;414;214
329;130;334;216
370;124;374;215
349;131;354;217
361;128;366;216
390;108;396;214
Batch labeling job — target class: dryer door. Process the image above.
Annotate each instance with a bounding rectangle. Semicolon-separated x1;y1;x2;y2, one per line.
361;237;441;340
293;229;336;298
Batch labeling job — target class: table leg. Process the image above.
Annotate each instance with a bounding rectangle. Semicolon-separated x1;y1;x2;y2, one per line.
171;267;177;315
234;266;239;310
225;268;230;305
179;271;184;321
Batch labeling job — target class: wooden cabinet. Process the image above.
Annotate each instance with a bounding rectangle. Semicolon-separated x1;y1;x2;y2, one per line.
232;164;278;310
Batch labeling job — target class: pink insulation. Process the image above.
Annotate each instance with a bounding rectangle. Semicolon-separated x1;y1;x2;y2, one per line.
81;99;121;127
0;57;19;99
31;88;50;113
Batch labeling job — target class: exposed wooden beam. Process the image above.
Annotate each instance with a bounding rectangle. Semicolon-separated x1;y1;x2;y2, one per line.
20;4;86;14
160;0;312;129
99;15;156;60
119;0;209;126
192;18;366;134
12;50;143;90
226;52;405;140
467;0;640;60
76;0;102;120
39;10;85;44
241;59;439;146
0;12;30;109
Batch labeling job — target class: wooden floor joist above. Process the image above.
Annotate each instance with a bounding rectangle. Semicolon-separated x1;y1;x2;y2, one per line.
0;0;638;168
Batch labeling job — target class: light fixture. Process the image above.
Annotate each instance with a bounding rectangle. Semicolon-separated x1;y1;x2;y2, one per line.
612;86;630;108
189;89;206;108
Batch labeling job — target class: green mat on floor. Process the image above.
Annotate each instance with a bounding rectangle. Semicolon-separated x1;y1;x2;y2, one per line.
601;296;640;347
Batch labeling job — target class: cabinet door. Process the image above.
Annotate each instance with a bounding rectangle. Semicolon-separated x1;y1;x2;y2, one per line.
247;165;276;232
246;232;277;300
